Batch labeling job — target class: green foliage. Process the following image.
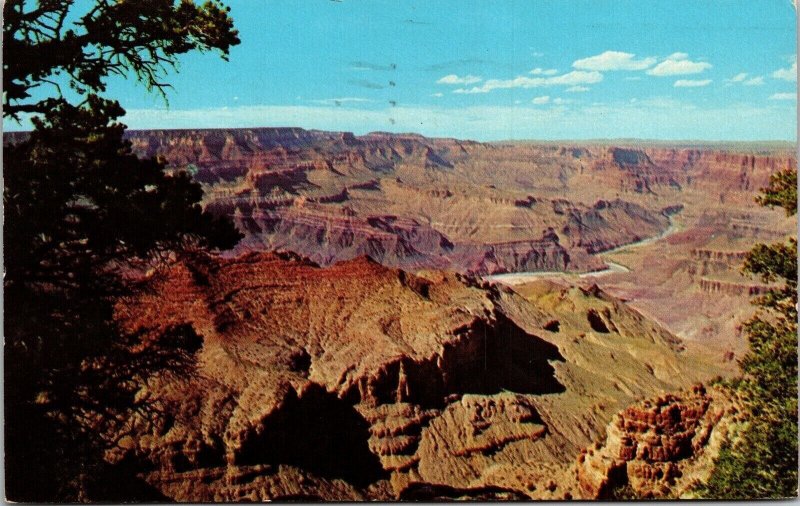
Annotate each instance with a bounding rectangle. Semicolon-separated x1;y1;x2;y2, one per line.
3;1;241;501
5;96;241;300
4;0;239;118
743;238;798;284
700;398;798;499
755;168;798;216
698;167;798;499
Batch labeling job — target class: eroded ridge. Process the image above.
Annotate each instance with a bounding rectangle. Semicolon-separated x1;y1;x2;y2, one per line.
109;252;720;500
575;384;739;499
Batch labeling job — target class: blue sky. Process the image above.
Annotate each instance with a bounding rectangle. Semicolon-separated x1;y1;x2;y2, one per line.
6;0;798;140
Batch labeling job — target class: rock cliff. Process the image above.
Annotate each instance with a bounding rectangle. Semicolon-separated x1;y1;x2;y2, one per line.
6;128;789;498
104;254;724;500
122;129;774;273
574;384;740;499
11;128;790;280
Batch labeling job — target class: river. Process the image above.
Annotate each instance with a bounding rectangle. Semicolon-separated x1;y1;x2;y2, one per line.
483;219;679;285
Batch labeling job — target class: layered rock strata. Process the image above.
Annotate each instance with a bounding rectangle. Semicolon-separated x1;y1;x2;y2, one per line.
575;384;739;499
105;254;724;500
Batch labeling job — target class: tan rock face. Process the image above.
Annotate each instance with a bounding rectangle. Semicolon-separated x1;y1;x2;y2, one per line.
122;129;753;274
575;384;738;499
110;127;792;500
415;394;547;485
5;128;790;500
119;128;797;359
107;252;725;500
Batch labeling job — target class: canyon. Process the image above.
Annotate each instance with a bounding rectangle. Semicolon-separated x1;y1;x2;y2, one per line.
110;252;731;500
126;129;690;274
17;127;793;500
125;128;795;358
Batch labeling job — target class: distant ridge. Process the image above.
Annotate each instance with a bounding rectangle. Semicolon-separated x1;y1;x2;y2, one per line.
493;138;797;151
3;127;796;152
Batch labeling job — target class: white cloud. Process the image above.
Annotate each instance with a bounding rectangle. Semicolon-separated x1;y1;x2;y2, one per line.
772;58;797;81
769;92;796;100
667;52;689;60
437;74;483;85
530;67;558;76
547;71;603;85
743;76;764;86
674;79;712;87
647;53;712;76
572;51;656;71
431;92;444;97
552;98;571;105
453;70;603;94
532;95;550;104
725;73;763;86
566;86;590;92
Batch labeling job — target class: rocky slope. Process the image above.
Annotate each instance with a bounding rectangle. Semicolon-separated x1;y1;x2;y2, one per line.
574;384;740;499
117;129;797;352
124;128;788;274
5;128;790;498
573;207;795;359
105;253;727;500
9;127;791;280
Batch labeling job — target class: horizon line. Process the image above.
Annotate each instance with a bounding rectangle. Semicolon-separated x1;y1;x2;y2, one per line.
3;125;797;146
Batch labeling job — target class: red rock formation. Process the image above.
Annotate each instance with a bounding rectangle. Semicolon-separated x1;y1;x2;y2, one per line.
103;251;709;501
691;249;748;263
698;278;772;296
4;128;791;500
119;129;789;274
575;384;738;499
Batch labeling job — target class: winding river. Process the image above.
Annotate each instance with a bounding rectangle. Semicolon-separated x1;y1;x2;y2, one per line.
484;219;679;285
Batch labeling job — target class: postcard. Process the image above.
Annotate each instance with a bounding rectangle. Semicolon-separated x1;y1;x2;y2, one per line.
3;0;797;501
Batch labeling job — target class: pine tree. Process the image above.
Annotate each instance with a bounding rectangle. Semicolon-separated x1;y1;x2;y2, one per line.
3;1;241;500
700;167;798;499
